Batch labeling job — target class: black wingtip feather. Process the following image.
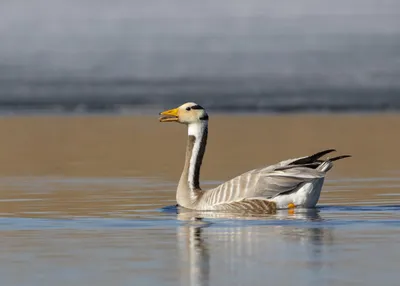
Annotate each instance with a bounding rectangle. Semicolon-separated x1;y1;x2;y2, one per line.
329;155;352;162
290;149;336;165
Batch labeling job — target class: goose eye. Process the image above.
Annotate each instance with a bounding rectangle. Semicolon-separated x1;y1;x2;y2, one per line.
186;107;191;111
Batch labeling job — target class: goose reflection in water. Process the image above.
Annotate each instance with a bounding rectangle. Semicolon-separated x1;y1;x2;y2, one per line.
176;209;334;286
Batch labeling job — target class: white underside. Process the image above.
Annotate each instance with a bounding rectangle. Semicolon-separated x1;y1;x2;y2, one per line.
271;178;325;209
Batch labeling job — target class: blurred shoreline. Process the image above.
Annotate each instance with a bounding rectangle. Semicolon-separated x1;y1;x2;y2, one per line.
0;89;399;116
1;1;400;115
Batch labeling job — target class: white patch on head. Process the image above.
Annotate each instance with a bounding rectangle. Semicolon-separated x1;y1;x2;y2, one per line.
176;102;208;125
182;102;198;108
187;121;207;189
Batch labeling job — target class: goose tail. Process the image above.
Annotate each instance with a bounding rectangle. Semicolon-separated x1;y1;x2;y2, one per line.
318;155;352;172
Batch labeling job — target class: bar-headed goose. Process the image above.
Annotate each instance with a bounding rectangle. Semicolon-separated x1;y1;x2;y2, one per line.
159;102;350;213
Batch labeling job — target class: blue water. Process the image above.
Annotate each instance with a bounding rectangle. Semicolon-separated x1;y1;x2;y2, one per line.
1;204;400;286
1;204;400;231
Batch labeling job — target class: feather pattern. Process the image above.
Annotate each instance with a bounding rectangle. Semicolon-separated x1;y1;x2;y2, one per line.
196;150;349;211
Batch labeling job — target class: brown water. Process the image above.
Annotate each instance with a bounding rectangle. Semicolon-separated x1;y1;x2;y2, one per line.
0;114;399;286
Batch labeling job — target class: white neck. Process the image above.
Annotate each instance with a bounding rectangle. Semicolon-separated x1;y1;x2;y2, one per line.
188;122;207;137
188;121;208;190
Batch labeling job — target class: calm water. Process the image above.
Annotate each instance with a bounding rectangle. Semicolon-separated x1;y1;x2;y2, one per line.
0;114;399;286
0;176;399;286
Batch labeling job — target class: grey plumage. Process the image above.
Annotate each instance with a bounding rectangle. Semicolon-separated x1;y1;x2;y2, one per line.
196;149;350;211
159;102;350;213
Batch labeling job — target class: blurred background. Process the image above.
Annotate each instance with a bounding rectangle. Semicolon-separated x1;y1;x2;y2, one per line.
1;2;400;286
0;0;399;114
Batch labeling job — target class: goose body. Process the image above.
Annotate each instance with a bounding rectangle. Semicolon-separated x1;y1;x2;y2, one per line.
159;102;350;213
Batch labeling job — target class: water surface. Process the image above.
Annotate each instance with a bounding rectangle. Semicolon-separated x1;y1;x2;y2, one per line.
0;114;399;286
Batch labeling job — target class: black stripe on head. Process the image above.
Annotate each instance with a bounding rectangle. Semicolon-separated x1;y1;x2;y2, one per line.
199;114;209;120
191;105;204;110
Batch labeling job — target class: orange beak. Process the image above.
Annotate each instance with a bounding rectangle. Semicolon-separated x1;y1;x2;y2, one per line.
159;108;179;122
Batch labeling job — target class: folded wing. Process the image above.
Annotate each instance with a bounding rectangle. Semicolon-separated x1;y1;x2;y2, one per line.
201;149;350;207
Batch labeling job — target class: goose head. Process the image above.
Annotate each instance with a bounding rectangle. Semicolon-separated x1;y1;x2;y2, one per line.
159;102;209;125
